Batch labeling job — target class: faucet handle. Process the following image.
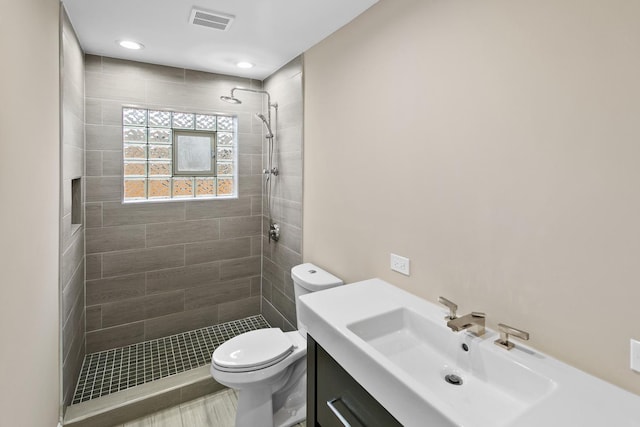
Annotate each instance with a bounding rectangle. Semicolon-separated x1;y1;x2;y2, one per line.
494;323;530;350
438;297;458;320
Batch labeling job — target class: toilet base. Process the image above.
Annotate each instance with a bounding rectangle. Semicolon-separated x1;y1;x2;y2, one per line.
272;359;306;427
232;358;307;427
273;403;305;427
235;386;273;427
233;382;305;427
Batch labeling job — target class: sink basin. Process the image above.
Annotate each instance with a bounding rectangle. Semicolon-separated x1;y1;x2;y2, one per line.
347;308;556;426
298;278;640;427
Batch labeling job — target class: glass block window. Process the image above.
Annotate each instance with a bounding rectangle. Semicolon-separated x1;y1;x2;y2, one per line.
122;107;236;202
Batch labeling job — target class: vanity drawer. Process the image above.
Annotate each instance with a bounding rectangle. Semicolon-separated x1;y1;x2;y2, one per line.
313;341;401;427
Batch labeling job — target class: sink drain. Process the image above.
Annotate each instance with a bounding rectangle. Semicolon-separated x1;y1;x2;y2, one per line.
445;374;463;386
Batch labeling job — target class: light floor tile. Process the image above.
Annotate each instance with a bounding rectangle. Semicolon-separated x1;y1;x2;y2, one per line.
180;389;238;427
121;388;307;427
124;406;183;427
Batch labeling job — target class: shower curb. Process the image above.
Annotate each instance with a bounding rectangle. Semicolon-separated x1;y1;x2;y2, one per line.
63;365;224;427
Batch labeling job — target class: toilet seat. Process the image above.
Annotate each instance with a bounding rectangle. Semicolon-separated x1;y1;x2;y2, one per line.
212;328;295;372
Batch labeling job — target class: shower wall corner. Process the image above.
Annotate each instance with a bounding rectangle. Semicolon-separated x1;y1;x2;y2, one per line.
60;4;87;412
260;55;304;331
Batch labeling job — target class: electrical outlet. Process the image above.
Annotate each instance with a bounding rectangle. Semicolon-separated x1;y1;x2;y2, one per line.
631;339;640;372
390;253;410;276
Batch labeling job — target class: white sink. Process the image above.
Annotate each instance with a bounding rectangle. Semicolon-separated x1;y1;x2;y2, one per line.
347;308;555;426
299;278;640;427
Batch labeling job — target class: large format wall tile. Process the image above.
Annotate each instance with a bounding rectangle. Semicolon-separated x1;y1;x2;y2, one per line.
85;72;146;102
220;216;262;239
100;291;185;328
85;150;102;176
86;273;146;305
86;254;102;280
63;144;84;179
146;219;220;247
185;237;251;265
102;150;122;176
102;201;185;226
61;12;86;407
85;176;121;202
238;175;262;197
145;262;221;294
85;203;103;228
220;256;261;281
144;307;219;341
61;231;84;286
102;245;185;277
86;306;102;331
184;278;252;310
262;257;285;293
262;56;304;329
219;296;261;323
86;124;122;150
62;289;85;361
62;263;84;323
185;197;252;220
84;56;264;348
86;225;146;254
86;322;145;353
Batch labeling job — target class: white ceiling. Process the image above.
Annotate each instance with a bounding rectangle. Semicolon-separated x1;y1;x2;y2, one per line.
62;0;379;80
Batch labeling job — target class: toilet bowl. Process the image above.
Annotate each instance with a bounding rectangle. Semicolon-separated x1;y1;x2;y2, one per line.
210;263;343;427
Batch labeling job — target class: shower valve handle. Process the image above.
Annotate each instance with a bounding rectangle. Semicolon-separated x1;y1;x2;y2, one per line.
263;167;279;176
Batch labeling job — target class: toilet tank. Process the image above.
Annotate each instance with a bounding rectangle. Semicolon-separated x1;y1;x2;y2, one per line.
291;263;343;338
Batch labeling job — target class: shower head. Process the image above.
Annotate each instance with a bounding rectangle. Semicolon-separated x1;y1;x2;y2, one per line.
220;87;276;138
220;95;242;104
221;87;278;110
256;113;274;138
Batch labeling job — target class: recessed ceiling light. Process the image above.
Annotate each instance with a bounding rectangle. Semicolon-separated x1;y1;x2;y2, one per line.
236;61;254;69
118;40;144;50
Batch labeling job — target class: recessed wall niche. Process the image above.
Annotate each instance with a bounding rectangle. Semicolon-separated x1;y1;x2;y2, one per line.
71;177;82;226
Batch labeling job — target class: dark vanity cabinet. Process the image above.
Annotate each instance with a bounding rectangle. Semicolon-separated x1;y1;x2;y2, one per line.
307;335;403;427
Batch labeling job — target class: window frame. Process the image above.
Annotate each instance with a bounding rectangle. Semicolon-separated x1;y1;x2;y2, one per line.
121;106;238;202
172;129;217;177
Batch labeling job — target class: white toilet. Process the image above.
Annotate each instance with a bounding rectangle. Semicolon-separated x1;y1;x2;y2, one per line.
210;263;343;427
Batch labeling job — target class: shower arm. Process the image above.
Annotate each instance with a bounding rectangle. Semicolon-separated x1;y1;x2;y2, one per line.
229;88;278;124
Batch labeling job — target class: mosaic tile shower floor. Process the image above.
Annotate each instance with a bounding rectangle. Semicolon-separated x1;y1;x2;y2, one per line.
73;315;271;404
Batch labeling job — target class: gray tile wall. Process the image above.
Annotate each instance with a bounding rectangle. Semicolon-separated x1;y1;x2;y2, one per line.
84;55;264;352
61;8;86;409
261;57;304;330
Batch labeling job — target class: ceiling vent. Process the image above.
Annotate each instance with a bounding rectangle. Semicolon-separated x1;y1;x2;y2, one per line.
189;7;235;31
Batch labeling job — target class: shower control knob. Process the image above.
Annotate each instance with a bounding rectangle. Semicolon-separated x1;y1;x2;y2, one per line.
262;168;279;176
269;223;280;242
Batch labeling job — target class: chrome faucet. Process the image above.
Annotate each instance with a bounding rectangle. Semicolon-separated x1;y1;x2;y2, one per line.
438;296;458;320
494;323;529;350
446;312;486;336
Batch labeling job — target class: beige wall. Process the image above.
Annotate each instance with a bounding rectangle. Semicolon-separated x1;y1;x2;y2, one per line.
304;0;640;395
0;0;61;425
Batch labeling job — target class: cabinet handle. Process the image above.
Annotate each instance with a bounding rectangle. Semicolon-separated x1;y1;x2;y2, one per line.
327;397;362;427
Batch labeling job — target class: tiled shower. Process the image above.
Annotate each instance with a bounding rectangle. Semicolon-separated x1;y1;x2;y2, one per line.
59;7;304;419
83;53;264;354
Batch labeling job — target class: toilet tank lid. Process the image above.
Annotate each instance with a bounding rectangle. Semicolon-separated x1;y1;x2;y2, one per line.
291;263;343;291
